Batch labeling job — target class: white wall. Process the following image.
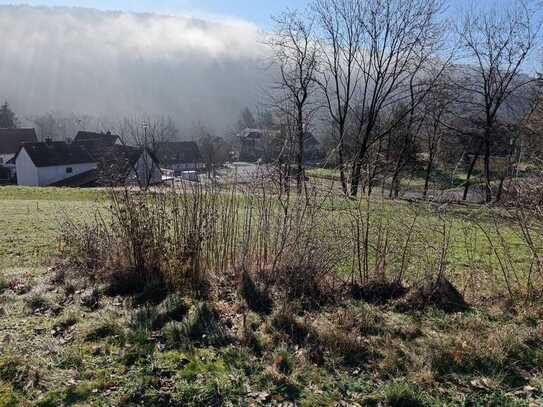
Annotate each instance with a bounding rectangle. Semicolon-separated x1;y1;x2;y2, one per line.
127;152;162;186
15;148;39;186
37;162;96;186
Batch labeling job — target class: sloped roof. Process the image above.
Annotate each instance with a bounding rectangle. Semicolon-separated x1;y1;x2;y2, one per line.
74;131;119;146
96;145;158;185
0;128;37;155
17;141;95;167
155;141;202;165
99;145;143;172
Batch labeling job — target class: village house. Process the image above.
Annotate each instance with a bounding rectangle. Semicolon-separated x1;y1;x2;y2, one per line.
71;131;162;187
89;144;162;187
238;128;278;162
14;140;97;186
155;141;204;175
73;130;120;146
14;132;162;187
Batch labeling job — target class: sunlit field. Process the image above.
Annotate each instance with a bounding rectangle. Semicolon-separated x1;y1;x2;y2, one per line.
1;186;543;405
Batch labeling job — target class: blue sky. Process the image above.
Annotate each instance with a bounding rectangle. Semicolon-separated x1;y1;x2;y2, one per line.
0;0;514;27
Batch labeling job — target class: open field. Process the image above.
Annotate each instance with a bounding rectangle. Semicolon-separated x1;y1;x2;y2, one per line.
1;187;543;405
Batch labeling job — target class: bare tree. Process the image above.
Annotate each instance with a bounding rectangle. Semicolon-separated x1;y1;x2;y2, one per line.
496;84;543;201
117;116;178;188
456;0;540;202
191;124;230;179
420;74;458;197
119;116;178;151
312;0;363;195
33;113;91;141
270;10;320;194
349;0;446;197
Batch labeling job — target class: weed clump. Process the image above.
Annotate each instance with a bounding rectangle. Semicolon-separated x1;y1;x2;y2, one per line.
270;310;310;346
163;302;228;349
0;357;32;391
272;349;294;375
24;293;50;313
53;312;78;336
0;277;9;294
130;295;189;334
80;287;101;310
270;308;369;367
159;295;190;324
130;305;161;333
382;381;426;407
85;321;122;342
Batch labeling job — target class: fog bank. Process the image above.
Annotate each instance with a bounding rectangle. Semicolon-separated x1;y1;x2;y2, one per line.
0;5;271;133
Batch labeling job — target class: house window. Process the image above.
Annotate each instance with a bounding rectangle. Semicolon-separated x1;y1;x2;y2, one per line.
66;167;73;174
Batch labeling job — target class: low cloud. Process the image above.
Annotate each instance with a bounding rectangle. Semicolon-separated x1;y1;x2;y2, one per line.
0;5;272;133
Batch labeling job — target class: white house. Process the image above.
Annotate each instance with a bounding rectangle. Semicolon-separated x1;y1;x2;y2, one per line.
15;140;97;186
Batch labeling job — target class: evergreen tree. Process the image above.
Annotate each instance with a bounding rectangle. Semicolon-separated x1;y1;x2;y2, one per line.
237;107;256;131
0;101;17;128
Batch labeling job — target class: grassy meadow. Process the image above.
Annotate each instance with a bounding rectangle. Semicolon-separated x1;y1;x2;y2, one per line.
1;186;543;406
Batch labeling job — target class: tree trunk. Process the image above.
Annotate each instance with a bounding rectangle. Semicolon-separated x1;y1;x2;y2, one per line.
423;152;434;198
389;158;403;199
463;143;482;202
351;160;362;197
350;135;370;197
296;111;304;195
337;136;348;196
496;177;505;202
483;134;492;203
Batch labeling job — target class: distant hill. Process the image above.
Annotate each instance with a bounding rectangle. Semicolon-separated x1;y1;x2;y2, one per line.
0;5;271;133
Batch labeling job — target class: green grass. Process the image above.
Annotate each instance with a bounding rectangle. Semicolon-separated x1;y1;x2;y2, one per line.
1;186;542;405
0;185;533;296
0;186;106;202
307;166;482;193
0;197;102;268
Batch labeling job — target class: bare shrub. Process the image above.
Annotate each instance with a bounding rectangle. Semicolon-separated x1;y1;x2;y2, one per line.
474;205;543;304
56;173;518;311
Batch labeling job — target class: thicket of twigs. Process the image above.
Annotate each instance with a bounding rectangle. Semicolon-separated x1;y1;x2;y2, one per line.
57;176;543;312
